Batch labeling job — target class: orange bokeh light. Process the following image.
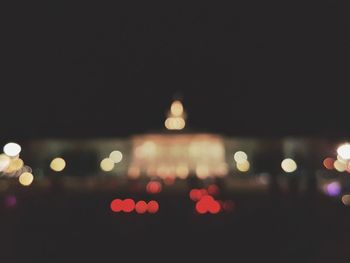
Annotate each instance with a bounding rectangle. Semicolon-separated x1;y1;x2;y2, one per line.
323;158;334;170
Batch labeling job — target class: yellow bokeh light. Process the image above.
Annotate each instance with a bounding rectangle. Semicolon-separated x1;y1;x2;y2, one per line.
100;158;115;172
50;157;66;172
342;195;350;206
0;154;10;172
4;158;24;173
334;160;346;172
109;150;123;163
176;165;189;179
3;142;21;157
236;160;250;172
170;100;184;117
234;151;248;163
281;158;297;173
196;164;209;179
19;172;34;186
165;117;185;130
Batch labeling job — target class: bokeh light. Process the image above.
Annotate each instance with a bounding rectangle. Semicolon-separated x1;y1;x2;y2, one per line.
122;199;135;213
0;154;11;172
109;150;123;163
110;199;123;212
325;182;341;197
234;151;248;163
281;158;297;173
3;142;21;157
323;157;334;170
337;143;350;160
50;157;66;172
100;158;115;172
170;100;184;117
5;158;24;173
147;200;159;214
18;172;34;186
236;160;250;172
341;195;350;206
135;201;148;214
334;160;346;172
146;181;162;194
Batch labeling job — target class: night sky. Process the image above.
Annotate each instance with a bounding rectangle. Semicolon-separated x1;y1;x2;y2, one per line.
2;1;348;139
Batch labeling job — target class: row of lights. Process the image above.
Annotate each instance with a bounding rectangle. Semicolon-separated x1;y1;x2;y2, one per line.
110;199;159;214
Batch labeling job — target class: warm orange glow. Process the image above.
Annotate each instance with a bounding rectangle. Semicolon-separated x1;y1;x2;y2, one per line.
127;166;140;179
323;158;334;170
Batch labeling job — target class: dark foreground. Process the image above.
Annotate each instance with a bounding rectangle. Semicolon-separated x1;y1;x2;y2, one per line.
0;182;349;263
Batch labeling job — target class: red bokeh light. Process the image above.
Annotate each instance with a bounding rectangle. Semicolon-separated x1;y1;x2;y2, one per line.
207;184;219;196
122;199;135;213
146;181;162;194
195;195;222;215
189;188;210;202
208;200;221;214
147;200;159;214
135;201;148;214
189;189;202;201
110;198;123;212
323;158;334;170
195;200;208;214
200;189;208;196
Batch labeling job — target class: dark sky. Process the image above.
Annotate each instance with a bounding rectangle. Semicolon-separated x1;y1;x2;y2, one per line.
2;1;349;139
